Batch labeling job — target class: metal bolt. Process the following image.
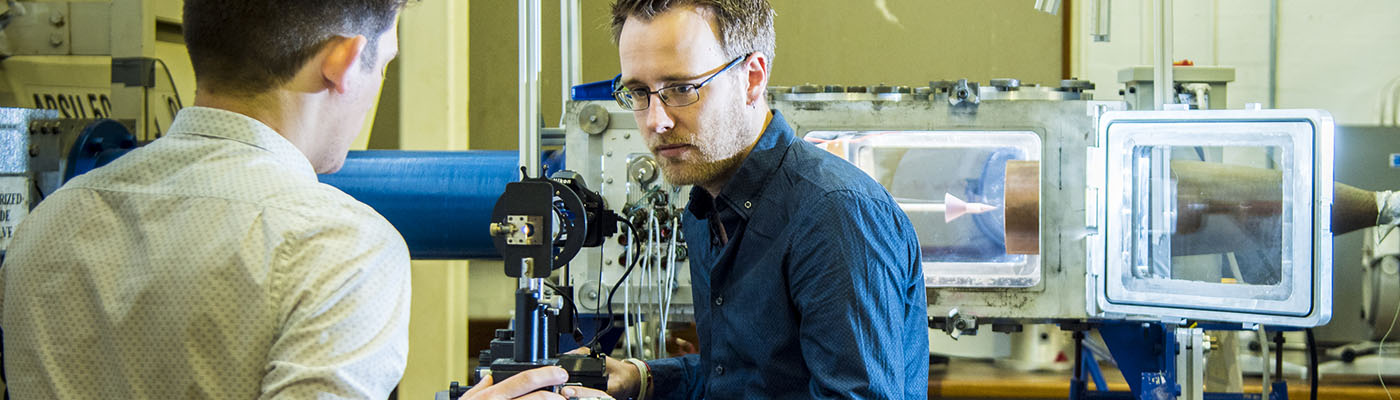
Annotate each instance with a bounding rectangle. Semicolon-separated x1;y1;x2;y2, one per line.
605;151;613;157
29;144;40;157
589;115;598;122
49;33;63;47
623;133;631;139
50;11;65;26
606;178;614;184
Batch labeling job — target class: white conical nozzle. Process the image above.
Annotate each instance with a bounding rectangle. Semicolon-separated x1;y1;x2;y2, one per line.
943;193;998;223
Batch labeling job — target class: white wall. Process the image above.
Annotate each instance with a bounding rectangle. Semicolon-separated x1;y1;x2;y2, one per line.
1071;0;1400;125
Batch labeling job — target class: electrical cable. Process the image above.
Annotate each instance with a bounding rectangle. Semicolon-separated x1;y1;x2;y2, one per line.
542;280;583;341
154;58;184;109
31;179;44;202
659;213;679;356
648;212;663;358
1306;328;1317;400
624;225;635;357
1380;265;1400;400
585;220;641;351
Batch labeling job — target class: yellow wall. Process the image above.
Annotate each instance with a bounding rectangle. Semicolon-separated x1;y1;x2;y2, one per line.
468;0;1065;151
387;2;472;398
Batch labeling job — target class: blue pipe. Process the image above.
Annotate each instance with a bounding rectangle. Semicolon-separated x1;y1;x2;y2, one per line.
319;150;520;259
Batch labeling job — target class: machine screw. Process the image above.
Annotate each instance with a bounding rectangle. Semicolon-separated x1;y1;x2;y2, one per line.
489;222;516;237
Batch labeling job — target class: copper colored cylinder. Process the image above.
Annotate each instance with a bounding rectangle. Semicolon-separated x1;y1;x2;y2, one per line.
1004;161;1040;254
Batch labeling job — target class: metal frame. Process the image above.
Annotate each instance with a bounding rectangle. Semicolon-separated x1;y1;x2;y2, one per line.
774;98;1124;321
1090;109;1335;327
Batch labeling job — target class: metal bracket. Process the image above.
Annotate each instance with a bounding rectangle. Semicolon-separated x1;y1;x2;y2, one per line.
495;215;543;246
948;79;980;113
111;57;157;88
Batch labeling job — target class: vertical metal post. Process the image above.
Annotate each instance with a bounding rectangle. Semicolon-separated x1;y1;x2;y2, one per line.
1091;0;1112;42
560;0;583;113
514;265;546;363
519;0;542;179
1175;327;1204;400
1257;325;1271;400
1267;0;1279;109
1151;0;1173;110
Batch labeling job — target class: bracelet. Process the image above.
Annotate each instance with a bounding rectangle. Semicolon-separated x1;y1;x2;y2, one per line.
622;358;651;400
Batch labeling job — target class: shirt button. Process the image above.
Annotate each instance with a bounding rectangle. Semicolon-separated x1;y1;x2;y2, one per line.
714;365;725;375
713;296;724;306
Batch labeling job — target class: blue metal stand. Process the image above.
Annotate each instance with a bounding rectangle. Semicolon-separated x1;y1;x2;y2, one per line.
1069;321;1288;400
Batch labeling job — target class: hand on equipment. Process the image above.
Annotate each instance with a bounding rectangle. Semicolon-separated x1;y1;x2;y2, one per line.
462;366;613;400
567;347;642;399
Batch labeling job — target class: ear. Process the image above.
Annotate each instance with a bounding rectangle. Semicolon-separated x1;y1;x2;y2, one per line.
741;52;771;106
320;35;369;94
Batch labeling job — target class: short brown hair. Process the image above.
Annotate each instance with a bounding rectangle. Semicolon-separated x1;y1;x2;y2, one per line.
611;0;776;62
183;1;410;96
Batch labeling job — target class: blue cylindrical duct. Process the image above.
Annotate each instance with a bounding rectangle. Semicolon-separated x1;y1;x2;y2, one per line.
319;150;519;259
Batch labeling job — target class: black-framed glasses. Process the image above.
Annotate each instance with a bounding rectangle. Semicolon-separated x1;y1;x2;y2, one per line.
611;54;748;111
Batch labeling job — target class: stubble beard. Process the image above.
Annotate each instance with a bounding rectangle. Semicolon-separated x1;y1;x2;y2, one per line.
655;96;751;191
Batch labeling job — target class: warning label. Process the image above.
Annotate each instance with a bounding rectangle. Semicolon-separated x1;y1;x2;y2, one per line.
0;176;29;251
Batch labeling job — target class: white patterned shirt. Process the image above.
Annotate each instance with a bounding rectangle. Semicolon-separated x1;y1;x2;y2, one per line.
0;107;411;399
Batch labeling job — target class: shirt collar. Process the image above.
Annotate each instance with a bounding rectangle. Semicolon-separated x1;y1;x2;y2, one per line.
688;110;797;221
166;106;318;180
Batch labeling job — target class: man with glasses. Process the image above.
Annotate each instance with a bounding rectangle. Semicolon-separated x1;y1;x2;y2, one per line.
589;0;929;398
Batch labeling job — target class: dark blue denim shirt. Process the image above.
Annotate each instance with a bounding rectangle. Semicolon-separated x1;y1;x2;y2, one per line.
647;111;928;399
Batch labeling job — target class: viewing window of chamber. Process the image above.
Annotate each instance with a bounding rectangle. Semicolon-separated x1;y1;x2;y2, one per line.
806;131;1042;288
1104;122;1315;316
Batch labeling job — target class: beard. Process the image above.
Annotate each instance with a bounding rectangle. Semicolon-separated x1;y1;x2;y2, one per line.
653;94;753;189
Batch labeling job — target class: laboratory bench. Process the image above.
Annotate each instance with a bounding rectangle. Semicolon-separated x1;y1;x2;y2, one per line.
929;359;1392;399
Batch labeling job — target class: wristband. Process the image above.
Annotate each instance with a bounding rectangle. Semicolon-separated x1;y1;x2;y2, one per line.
622;358;651;400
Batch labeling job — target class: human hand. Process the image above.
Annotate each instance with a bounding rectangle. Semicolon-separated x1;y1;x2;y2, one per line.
565;347;640;398
666;337;698;356
462;366;584;400
558;386;613;399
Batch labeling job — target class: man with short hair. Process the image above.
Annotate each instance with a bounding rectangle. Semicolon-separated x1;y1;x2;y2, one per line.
598;0;929;398
0;1;593;398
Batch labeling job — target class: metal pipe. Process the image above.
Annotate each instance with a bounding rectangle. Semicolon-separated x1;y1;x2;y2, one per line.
561;0;583;111
1268;0;1279;109
1091;0;1112;42
1152;0;1174;110
519;0;542;179
318;151;518;259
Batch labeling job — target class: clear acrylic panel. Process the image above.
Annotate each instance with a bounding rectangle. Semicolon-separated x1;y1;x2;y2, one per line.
1104;121;1314;316
1124;145;1292;300
806;131;1042;288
